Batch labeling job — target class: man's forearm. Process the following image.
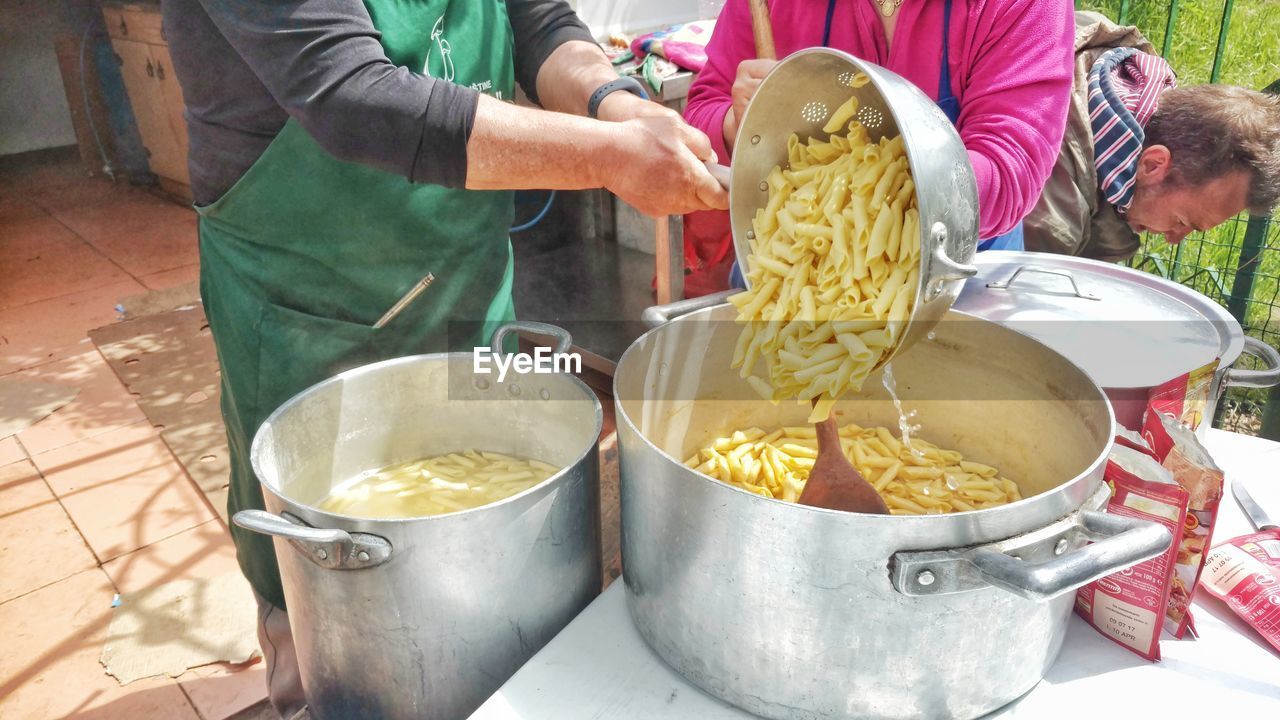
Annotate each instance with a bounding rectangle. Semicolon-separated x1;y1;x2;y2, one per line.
464;94;728;217
465;94;611;190
533;40;620;116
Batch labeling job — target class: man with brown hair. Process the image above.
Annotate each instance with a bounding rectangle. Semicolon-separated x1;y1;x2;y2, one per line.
1024;12;1280;262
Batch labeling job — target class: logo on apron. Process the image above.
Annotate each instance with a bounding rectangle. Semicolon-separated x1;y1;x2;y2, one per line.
424;13;502;99
426;15;455;82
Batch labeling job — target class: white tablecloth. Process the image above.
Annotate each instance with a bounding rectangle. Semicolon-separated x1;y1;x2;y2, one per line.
470;429;1280;718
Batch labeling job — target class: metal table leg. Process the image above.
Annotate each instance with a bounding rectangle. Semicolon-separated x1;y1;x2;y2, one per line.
654;214;684;305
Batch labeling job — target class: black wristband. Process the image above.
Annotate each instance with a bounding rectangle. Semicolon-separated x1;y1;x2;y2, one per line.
587;77;651;119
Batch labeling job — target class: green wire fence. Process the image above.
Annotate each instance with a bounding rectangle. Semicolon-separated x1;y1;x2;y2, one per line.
1076;0;1280;438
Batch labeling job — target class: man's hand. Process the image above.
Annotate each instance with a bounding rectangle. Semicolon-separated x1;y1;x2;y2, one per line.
605;115;729;216
595;90;676;123
724;59;778;152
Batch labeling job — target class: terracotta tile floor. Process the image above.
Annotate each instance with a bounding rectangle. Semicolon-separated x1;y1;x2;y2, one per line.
0;148;266;719
1;147;627;719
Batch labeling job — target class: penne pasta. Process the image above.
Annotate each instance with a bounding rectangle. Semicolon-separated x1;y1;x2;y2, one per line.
685;422;1021;512
730;123;921;422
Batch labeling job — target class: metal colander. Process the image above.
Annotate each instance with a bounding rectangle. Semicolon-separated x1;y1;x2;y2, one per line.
728;47;979;368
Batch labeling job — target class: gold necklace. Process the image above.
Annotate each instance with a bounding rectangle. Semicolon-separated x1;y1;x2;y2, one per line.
877;0;904;17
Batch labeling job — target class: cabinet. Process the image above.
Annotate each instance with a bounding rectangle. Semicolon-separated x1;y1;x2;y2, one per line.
103;3;190;191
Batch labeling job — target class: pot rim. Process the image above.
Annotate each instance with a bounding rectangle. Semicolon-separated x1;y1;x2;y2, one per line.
614;304;1115;528
250;351;604;524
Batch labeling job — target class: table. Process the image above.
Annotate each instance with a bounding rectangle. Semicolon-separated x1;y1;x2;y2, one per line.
469;429;1280;719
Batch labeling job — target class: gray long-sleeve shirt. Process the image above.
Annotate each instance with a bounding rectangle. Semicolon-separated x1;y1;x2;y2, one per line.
162;0;594;206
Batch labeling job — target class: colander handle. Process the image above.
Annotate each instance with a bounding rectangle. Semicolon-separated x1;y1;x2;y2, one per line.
925;223;978;299
641;290;736;328
705;162;731;190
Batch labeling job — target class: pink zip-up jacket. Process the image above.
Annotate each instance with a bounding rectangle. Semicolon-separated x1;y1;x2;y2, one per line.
686;0;1075;238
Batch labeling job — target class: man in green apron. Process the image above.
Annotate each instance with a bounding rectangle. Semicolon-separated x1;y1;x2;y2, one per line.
164;1;727;716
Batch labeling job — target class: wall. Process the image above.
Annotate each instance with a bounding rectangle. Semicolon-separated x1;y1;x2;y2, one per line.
574;0;704;37
0;0;711;157
0;0;78;156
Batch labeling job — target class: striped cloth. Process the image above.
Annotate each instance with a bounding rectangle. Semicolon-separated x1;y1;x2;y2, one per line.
1087;47;1178;211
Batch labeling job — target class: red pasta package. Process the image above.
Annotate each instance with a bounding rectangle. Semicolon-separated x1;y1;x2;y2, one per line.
1143;386;1225;639
1075;442;1187;660
1199;530;1280;656
1144;360;1218;432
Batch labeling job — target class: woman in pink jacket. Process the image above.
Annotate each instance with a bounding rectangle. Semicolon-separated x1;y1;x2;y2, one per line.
683;0;1075;291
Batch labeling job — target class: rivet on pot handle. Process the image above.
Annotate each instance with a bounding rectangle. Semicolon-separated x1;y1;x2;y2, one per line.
892;499;1172;601
926;223;977;300
641;290;737;329
1224;336;1280;389
233;510;392;570
490;321;573;358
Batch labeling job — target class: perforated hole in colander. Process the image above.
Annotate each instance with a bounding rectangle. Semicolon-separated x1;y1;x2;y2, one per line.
855;106;884;130
800;101;828;124
837;71;855;86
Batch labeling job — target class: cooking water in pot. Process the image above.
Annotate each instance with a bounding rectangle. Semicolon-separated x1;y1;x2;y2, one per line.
316;449;560;519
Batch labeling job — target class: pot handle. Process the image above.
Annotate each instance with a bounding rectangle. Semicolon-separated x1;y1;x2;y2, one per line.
490;321;573;358
892;503;1172;601
233;510;392;571
641;290;737;329
1224;336;1280;389
963;511;1172;601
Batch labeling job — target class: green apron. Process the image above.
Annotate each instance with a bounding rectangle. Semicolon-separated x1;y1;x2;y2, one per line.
198;0;517;610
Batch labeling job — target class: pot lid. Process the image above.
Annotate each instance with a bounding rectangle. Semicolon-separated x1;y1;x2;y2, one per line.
952;251;1241;389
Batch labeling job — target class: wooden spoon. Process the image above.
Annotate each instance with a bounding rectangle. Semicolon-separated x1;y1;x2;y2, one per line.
748;0;777;59
797;403;890;514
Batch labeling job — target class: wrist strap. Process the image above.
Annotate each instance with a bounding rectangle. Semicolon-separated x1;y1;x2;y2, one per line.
587;77;650;119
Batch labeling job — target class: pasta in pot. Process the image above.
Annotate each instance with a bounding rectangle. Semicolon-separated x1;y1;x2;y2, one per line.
729;75;920;424
317;450;560;519
685;424;1021;514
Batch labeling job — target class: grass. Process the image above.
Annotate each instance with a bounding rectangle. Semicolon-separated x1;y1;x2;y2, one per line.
1074;1;1280;435
1079;0;1280;86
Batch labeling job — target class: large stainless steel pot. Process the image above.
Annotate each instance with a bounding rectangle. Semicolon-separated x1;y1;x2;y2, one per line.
953;251;1280;436
615;299;1172;720
728;48;979;368
233;322;602;720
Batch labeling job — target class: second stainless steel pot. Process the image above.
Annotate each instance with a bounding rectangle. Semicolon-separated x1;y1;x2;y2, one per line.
615;299;1171;720
234;322;602;720
953;251;1280;435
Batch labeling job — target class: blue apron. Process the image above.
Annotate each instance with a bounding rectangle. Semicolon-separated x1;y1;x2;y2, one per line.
730;0;1019;289
932;0;1022;252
